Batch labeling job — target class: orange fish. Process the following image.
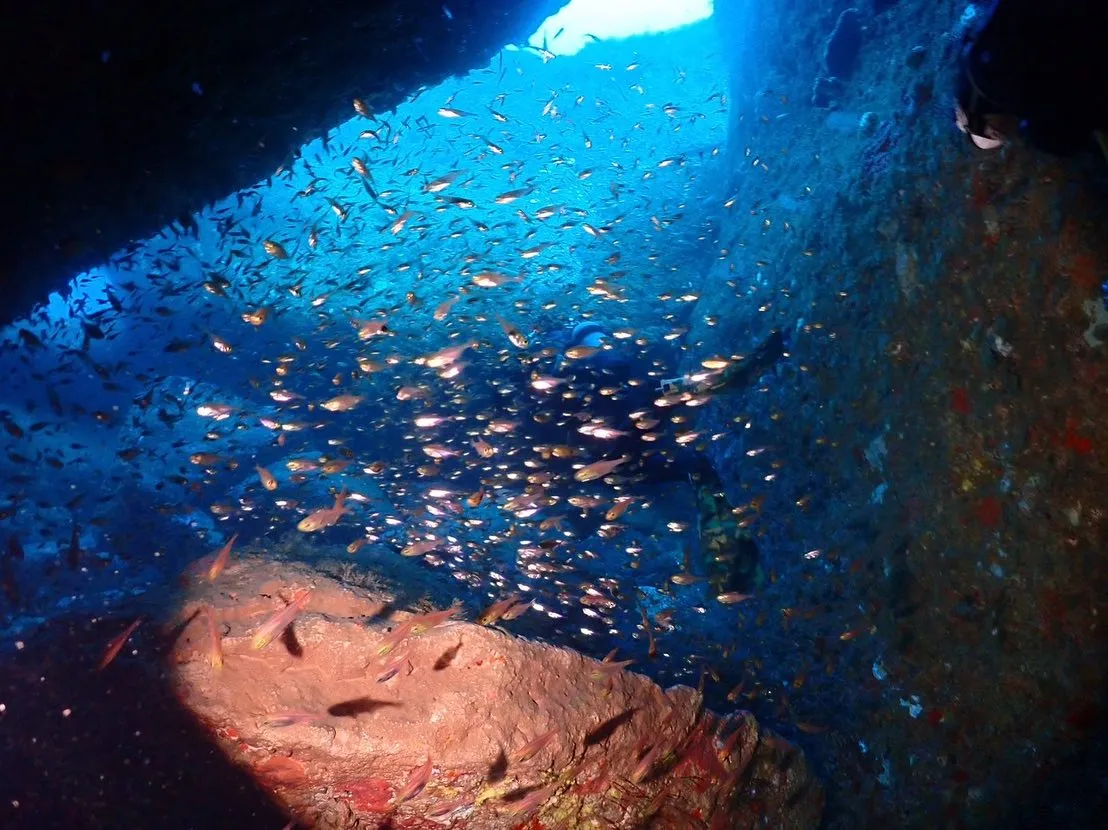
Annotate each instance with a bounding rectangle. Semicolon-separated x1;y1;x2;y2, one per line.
374;604;456;657
472;437;496;458
494;187;533;205
423;171;462;194
392;757;433;806
423;341;475;369
320;394;363;413
509;728;557;764
574;455;631;482
433;295;461;321
207;533;238;582
408;603;462;636
590;658;635;681
251;590;312;650
352;318;389;340
605;499;634;522
375;619;416;657
496;315;529;349
375;652;412;683
471;270;517;289
530;374;564;392
638;604;657;659
204;605;224;669
538;514;567;532
262;240;289;259
726;678;747;703
477;594;521;626
297;489;348;532
670;573;706;586
716;591;754;605
428;796;475;819
400;538;440;558
501;599;533;621
255;465;278;491
96;617;143;671
630;744;662;784
389;210;418;234
498;779;558;816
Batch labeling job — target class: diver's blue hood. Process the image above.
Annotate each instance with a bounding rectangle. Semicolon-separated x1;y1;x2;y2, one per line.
570;321;607;349
558;321;628;374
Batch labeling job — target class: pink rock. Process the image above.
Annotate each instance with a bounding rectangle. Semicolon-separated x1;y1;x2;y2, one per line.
168;556;824;828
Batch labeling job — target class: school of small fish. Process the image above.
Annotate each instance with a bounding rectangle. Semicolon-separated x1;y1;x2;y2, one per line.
0;33;840;781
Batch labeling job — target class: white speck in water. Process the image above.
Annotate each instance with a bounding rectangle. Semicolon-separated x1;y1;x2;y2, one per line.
877;758;892;787
872;658;887;682
870;483;888;504
899;695;922;718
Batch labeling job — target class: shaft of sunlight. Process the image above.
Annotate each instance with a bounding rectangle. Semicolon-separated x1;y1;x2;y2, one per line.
528;0;714;57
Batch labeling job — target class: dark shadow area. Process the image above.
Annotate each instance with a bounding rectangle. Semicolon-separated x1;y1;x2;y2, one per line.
326;697;399;719
0;615;289;829
432;639;463;670
584;707;637;747
1004;697;1108;829
487;747;508;783
279;624;305;658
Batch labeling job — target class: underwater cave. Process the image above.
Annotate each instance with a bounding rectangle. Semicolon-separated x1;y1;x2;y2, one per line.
3;0;1108;827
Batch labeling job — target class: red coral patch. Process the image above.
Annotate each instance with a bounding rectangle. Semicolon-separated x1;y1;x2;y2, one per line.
950;387;971;415
975;497;1001;528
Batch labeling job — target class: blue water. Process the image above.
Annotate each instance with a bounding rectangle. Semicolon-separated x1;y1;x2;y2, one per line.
0;14;849;827
1;26;736;676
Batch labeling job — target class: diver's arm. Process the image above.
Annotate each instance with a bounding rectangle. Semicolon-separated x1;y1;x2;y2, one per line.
660;330;787;397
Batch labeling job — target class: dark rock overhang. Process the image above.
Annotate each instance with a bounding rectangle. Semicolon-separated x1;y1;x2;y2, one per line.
0;0;567;326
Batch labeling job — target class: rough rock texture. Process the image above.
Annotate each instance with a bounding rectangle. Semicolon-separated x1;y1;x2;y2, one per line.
706;0;1108;825
0;0;565;327
169;557;824;828
823;9;864;78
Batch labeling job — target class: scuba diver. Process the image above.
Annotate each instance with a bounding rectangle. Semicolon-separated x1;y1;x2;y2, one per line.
551;321;788;596
554;321;630;374
654;329;788;400
553;321;788;402
955;0;1108;157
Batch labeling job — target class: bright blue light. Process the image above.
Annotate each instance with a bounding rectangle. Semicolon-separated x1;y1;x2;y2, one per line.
529;0;714;57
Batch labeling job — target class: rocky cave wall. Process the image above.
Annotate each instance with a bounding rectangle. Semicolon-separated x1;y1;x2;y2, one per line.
698;0;1108;825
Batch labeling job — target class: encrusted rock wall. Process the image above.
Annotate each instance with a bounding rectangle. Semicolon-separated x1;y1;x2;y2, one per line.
701;0;1108;825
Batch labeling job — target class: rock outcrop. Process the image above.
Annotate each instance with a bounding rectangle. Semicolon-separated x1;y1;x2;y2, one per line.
168;556;824;828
